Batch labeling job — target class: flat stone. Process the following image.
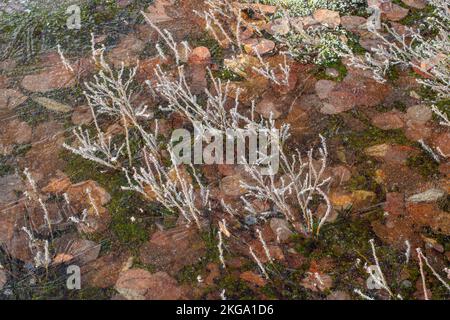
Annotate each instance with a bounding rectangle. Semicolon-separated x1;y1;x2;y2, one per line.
139;225;206;275
115;269;186;300
313;9;341;28
406;105;432;124
0;89;27;112
407;189;446;203
371;111;405;130
32;97;72;113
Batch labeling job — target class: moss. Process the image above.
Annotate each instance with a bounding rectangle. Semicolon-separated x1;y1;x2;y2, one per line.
314;60;348;82
406;152;440;178
344;125;412;151
15;99;51;126
217;274;256;300
399;5;436;27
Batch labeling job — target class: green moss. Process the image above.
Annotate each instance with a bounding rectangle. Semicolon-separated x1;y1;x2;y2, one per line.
399;5;436;27
406;152;440;178
344;125;412;151
15;99;51;126
315;60;348;82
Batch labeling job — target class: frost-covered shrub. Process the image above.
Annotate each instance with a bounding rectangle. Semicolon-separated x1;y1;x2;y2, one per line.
260;0;366;16
344;0;450;99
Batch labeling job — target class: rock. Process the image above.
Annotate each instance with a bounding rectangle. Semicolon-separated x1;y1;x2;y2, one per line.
66;180;111;209
383;4;409;21
384;192;405;216
66;180;112;234
315;80;336;100
432;132;450;157
32;97;72;113
241;3;277;15
21;64;76;93
0;119;32;155
352;190;377;209
329;192;353;209
407;189;445;203
269;218;293;242
244;39;276;56
81;253;127;288
407;202;450;235
284;98;310;134
240;271;267;287
323;69;391;114
115;269;186;300
220;175;247;197
406;105;432;124
188;64;207;94
249;240;284;264
372;216;417;248
0;89;27;111
66;239;101;265
313;9;341;28
401;0;426;9
0;269;6;290
0;174;25;205
327;290;351;300
143;0;176;23
405;121;432;141
329;165;352;187
107;34;145;68
71;105;93;125
266;18;290;36
365;144;417;164
139;225;206;275
188;47;211;65
341;16;367;34
255;93;285;119
371;111;405;130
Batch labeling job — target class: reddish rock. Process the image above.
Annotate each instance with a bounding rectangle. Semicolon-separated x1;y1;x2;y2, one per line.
315;80;336;100
341;16;367;34
188;47;211;65
240;271;267;287
42;176;72;194
401;0;426;9
0;89;27;111
71;105;94;126
139;225;206;275
313;9;341;28
432;132;450;157
255;93;285;119
21;64;76;93
371;111;405;130
220;174;247;197
405;121;432;141
382;4;409;21
244;39;275;56
107;34;145;68
372;216;418;248
406;105;432;124
324;69;391;113
115;269;187;300
384;192;405;216
406;202;450;235
82;253;127;288
0;119;32;155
